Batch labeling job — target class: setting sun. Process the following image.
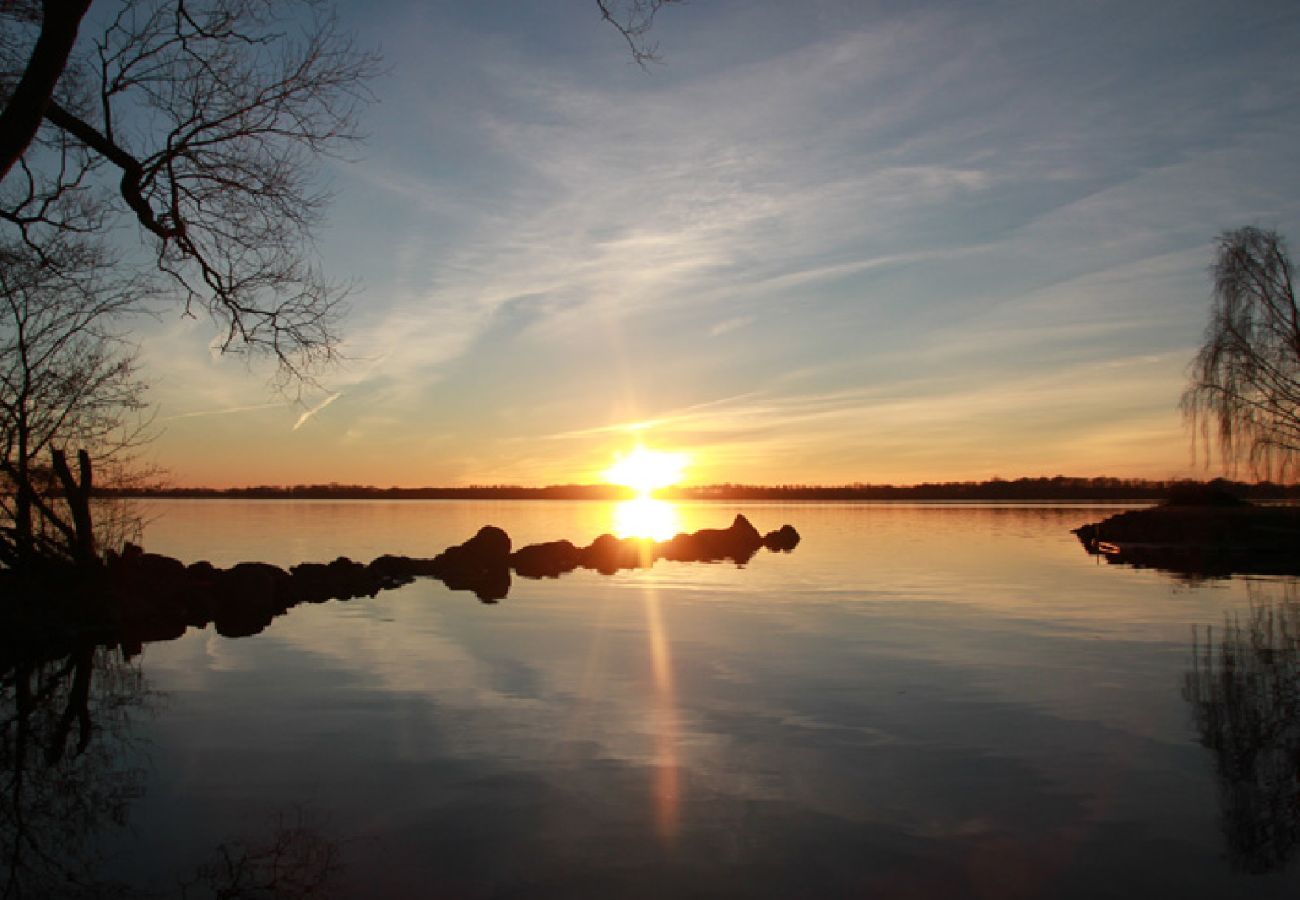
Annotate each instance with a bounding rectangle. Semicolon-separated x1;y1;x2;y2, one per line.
603;446;689;497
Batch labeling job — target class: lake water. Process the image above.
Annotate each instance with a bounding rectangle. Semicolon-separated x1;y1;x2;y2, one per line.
6;500;1300;898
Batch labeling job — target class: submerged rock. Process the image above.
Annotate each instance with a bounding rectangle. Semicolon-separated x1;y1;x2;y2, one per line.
582;534;656;574
510;514;801;579
657;514;764;564
763;525;801;552
511;540;582;578
366;554;440;581
430;526;512;577
292;557;384;601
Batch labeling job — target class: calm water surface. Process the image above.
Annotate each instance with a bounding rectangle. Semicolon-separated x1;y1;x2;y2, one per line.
15;501;1300;897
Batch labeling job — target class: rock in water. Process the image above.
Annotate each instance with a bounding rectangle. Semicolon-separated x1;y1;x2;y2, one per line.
658;514;764;564
763;524;801;552
582;534;655;574
430;526;512;576
512;540;583;578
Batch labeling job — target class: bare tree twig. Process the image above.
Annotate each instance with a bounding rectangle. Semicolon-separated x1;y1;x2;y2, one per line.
595;0;683;67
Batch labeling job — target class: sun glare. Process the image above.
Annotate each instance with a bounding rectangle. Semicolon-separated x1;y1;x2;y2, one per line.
613;497;681;541
603;446;689;498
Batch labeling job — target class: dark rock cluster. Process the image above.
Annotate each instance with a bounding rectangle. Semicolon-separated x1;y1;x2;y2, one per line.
85;514;800;648
515;515;799;577
1074;500;1300;579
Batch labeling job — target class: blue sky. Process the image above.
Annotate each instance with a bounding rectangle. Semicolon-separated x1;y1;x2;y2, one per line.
140;0;1300;486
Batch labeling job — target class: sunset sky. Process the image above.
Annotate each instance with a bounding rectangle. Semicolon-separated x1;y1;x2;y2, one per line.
137;0;1300;487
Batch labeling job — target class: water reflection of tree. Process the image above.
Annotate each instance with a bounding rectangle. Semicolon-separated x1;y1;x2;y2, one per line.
2;642;347;898
1;645;150;899
180;807;343;900
1183;580;1300;873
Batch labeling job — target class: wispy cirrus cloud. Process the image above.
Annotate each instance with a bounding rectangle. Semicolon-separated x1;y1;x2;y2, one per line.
326;21;1012;397
515;351;1190;484
136;0;1300;485
157;402;285;423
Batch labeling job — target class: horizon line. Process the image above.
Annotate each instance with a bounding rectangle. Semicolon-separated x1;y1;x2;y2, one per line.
106;474;1300;494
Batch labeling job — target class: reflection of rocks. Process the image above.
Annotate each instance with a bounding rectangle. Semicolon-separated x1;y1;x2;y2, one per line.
32;514;802;646
1074;501;1300;579
440;566;512;603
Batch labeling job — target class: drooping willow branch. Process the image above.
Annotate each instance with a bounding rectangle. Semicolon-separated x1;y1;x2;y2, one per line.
1182;227;1300;478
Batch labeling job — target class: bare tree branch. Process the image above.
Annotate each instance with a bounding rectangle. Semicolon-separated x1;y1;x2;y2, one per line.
3;0;379;377
596;0;683;66
0;0;94;181
3;0;679;377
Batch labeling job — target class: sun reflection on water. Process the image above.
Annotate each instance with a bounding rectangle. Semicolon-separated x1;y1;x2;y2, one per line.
643;584;679;844
612;498;681;542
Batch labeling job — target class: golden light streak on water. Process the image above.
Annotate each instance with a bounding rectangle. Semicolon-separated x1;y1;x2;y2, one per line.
643;586;680;844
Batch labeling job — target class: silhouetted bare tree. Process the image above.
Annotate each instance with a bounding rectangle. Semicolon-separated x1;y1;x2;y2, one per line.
0;0;681;571
0;236;151;570
1183;227;1300;477
1;0;379;376
2;1;680;377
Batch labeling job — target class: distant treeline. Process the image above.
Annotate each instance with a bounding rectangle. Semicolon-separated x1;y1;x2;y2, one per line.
97;477;1300;502
99;483;636;501
661;478;1300;501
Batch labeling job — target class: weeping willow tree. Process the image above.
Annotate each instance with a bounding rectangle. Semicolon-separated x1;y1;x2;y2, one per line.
1182;227;1300;478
